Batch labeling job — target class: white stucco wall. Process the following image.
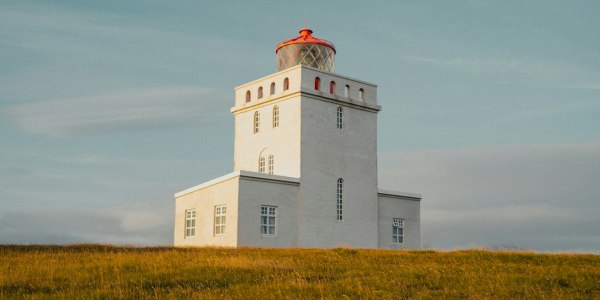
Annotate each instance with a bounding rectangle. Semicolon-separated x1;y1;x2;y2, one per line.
236;173;299;247
299;66;379;106
295;67;381;248
173;173;240;247
174;171;300;248
174;65;423;250
233;65;302;107
378;193;421;249
232;67;302;178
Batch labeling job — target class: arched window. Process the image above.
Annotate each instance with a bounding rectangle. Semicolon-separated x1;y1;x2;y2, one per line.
330;81;336;94
359;88;364;101
270;82;276;95
344;85;350;98
336;178;343;221
258;156;265;173
283;78;289;91
245;90;251;103
258;86;263;99
272;105;279;128
268;155;274;175
253;111;260;134
314;77;320;90
336;106;343;129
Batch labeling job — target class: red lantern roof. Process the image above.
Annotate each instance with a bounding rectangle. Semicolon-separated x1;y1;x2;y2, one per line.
275;28;336;54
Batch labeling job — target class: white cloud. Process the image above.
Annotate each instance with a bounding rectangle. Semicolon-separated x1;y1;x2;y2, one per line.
119;211;165;233
379;143;600;251
5;87;228;137
0;206;173;246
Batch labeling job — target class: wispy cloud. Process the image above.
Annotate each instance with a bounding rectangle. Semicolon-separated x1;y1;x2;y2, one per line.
0;206;172;245
0;6;266;68
398;54;600;90
0;4;268;106
380;143;600;251
5;87;228;137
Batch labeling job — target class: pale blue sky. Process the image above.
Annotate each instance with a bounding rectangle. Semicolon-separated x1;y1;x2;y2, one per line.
1;1;599;251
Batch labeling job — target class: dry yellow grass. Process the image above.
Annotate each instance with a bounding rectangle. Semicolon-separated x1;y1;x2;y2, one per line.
1;245;599;299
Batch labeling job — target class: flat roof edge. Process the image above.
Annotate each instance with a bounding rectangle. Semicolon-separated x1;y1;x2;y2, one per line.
300;65;378;87
378;189;422;200
301;91;381;112
235;65;302;90
174;171;241;198
238;170;300;184
234;65;377;91
174;171;300;198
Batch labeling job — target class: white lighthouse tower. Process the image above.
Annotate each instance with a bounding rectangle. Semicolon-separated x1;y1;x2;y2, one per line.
173;28;421;248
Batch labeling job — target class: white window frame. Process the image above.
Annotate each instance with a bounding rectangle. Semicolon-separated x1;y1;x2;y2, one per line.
253;111;260;133
336;106;343;129
261;205;277;236
392;218;404;244
185;209;196;238
214;205;226;236
267;155;274;175
273;106;279;128
336;178;343;221
259;156;265;173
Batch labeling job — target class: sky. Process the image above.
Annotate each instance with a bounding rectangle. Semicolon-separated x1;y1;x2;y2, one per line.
1;0;599;252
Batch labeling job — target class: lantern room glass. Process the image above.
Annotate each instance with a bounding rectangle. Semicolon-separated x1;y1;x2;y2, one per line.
276;43;335;72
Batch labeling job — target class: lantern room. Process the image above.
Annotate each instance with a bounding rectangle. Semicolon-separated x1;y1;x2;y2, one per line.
275;28;336;72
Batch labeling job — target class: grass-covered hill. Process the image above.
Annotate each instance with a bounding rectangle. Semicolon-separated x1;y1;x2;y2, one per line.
1;245;599;299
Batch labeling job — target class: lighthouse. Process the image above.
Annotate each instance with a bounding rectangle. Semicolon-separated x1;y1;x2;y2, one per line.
173;28;421;248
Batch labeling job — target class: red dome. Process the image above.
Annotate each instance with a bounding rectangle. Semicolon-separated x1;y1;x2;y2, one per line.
275;28;336;53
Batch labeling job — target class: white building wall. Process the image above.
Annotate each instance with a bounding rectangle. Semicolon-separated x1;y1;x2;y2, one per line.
174;65;423;250
233;65;302;107
299;66;378;106
236;174;299;247
296;67;381;248
378;193;421;249
173;174;239;247
233;66;303;178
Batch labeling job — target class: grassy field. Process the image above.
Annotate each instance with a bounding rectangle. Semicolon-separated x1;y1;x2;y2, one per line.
1;245;599;299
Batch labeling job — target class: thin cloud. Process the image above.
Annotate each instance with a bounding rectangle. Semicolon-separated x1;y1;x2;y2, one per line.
398;54;600;90
5;87;228;137
507;98;600;119
380;143;600;251
0;208;172;245
0;6;267;69
118;212;167;233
